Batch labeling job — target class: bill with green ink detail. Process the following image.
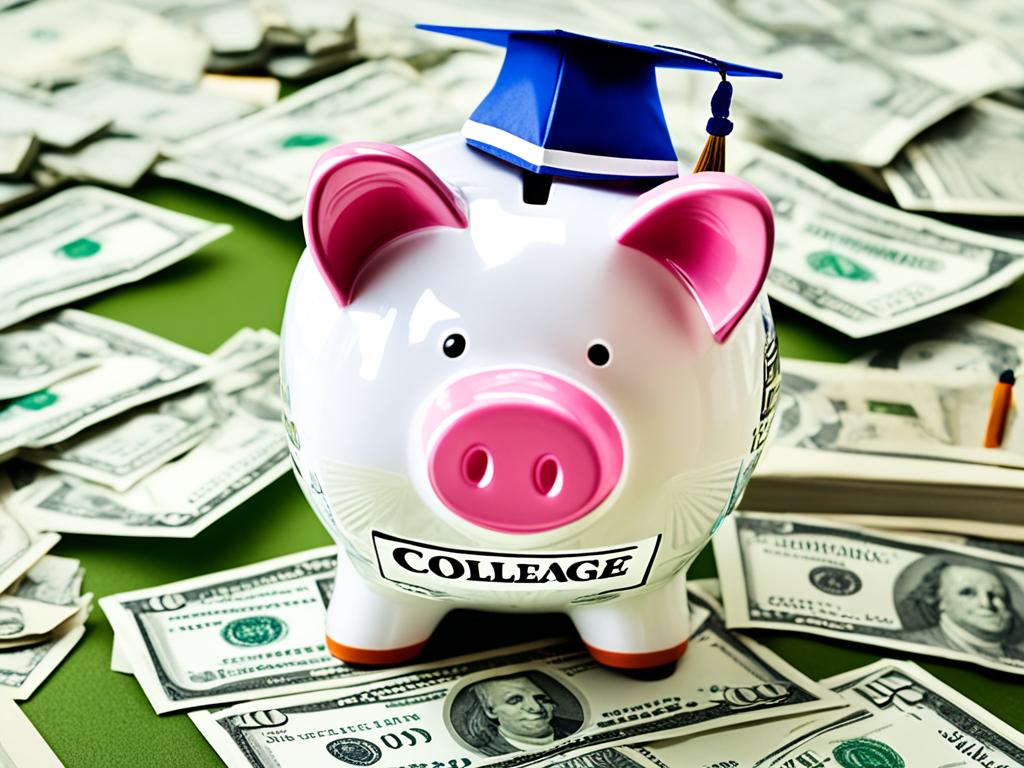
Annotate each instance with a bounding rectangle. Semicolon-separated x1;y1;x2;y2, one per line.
188;591;841;767
554;655;1024;768
0;309;213;458
724;141;1024;338
156;59;462;219
0;186;230;331
11;330;288;537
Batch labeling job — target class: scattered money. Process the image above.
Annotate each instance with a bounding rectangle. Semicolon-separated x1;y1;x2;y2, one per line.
0;310;212;456
21;327;275;490
51;57;258;148
884;97;1024;216
190;592;841;767
715;511;1024;675
157;59;462;219
101;546;379;712
12;330;289;536
38;136;159;189
854;314;1024;379
726;141;1024;337
770;357;1023;467
0;83;110;150
581;656;1024;767
0;608;87;699
0;699;63;767
0;186;230;330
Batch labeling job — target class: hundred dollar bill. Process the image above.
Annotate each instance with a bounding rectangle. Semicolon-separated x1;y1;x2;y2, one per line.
22;328;278;491
582;0;1024;167
0;310;212;456
12;333;289;536
0;699;63;768
156;59;462;219
0;607;87;700
722;142;1024;337
715;511;1024;675
853;314;1024;379
0;185;230;330
771;357;1024;468
883;99;1024;216
579;656;1024;768
190;593;841;768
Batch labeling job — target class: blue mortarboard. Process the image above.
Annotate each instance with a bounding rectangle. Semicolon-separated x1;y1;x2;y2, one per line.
417;25;781;180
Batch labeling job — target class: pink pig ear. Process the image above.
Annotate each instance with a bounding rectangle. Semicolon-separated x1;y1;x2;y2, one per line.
303;141;469;307
615;172;774;343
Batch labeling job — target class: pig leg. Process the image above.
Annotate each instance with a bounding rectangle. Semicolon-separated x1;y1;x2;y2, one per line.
568;572;689;669
325;548;447;665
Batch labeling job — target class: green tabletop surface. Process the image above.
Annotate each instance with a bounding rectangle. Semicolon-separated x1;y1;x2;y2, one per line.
20;173;1024;767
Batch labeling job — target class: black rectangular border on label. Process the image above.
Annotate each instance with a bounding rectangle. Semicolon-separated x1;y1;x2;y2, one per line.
371;530;662;595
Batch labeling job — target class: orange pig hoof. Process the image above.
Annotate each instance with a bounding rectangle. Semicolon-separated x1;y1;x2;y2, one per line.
584;640;688;670
326;635;427;667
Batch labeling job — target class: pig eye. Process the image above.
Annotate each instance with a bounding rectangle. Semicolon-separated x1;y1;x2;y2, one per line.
442;333;467;359
587;341;612;367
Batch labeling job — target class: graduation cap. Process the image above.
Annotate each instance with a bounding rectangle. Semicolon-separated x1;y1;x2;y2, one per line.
417;25;781;180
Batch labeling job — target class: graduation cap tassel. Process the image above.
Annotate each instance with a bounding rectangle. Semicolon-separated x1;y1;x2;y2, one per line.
692;77;733;174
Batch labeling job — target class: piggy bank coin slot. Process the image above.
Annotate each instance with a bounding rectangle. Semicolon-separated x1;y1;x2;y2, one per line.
533;454;564;498
521;170;553;205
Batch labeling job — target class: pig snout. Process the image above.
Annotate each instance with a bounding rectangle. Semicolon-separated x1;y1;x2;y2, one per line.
422;369;624;534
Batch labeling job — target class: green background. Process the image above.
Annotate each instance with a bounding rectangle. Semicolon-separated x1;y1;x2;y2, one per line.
19;172;1024;766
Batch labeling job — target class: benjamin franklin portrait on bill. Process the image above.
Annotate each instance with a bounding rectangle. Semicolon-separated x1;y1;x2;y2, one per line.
447;671;585;757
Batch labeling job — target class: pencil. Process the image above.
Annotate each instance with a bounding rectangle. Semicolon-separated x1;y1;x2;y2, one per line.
983;369;1015;448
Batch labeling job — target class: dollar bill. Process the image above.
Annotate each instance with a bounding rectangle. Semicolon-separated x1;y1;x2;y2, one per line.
156;59;462;219
0;699;63;767
0;479;60;595
578;655;1024;768
0;607;87;699
883;99;1024;216
853;314;1024;379
22;328;277;491
581;0;1024;167
0;0;145;84
101;546;390;712
51;55;258;148
11;332;289;536
0;593;91;650
0;310;212;456
38;136;159;189
8;555;84;607
0;82;110;149
0;185;230;331
725;141;1024;337
190;593;841;767
714;511;1024;676
770;357;1023;468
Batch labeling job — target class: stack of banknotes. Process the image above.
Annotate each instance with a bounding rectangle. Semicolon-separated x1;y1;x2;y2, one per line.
747;315;1024;534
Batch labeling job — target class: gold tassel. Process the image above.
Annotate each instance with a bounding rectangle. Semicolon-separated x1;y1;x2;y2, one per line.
692;77;732;174
692;133;726;174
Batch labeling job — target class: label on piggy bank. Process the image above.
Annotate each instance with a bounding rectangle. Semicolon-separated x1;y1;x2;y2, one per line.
372;531;661;595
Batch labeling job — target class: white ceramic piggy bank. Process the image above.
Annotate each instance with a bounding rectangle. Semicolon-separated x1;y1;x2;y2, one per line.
280;134;779;669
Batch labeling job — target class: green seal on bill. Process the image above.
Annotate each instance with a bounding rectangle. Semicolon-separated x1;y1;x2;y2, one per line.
221;616;287;647
832;738;905;768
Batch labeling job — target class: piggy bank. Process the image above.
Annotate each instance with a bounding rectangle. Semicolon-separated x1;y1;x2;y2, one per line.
280;134;779;669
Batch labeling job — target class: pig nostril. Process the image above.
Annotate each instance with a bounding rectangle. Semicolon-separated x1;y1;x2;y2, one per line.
533;455;564;498
462;445;493;488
